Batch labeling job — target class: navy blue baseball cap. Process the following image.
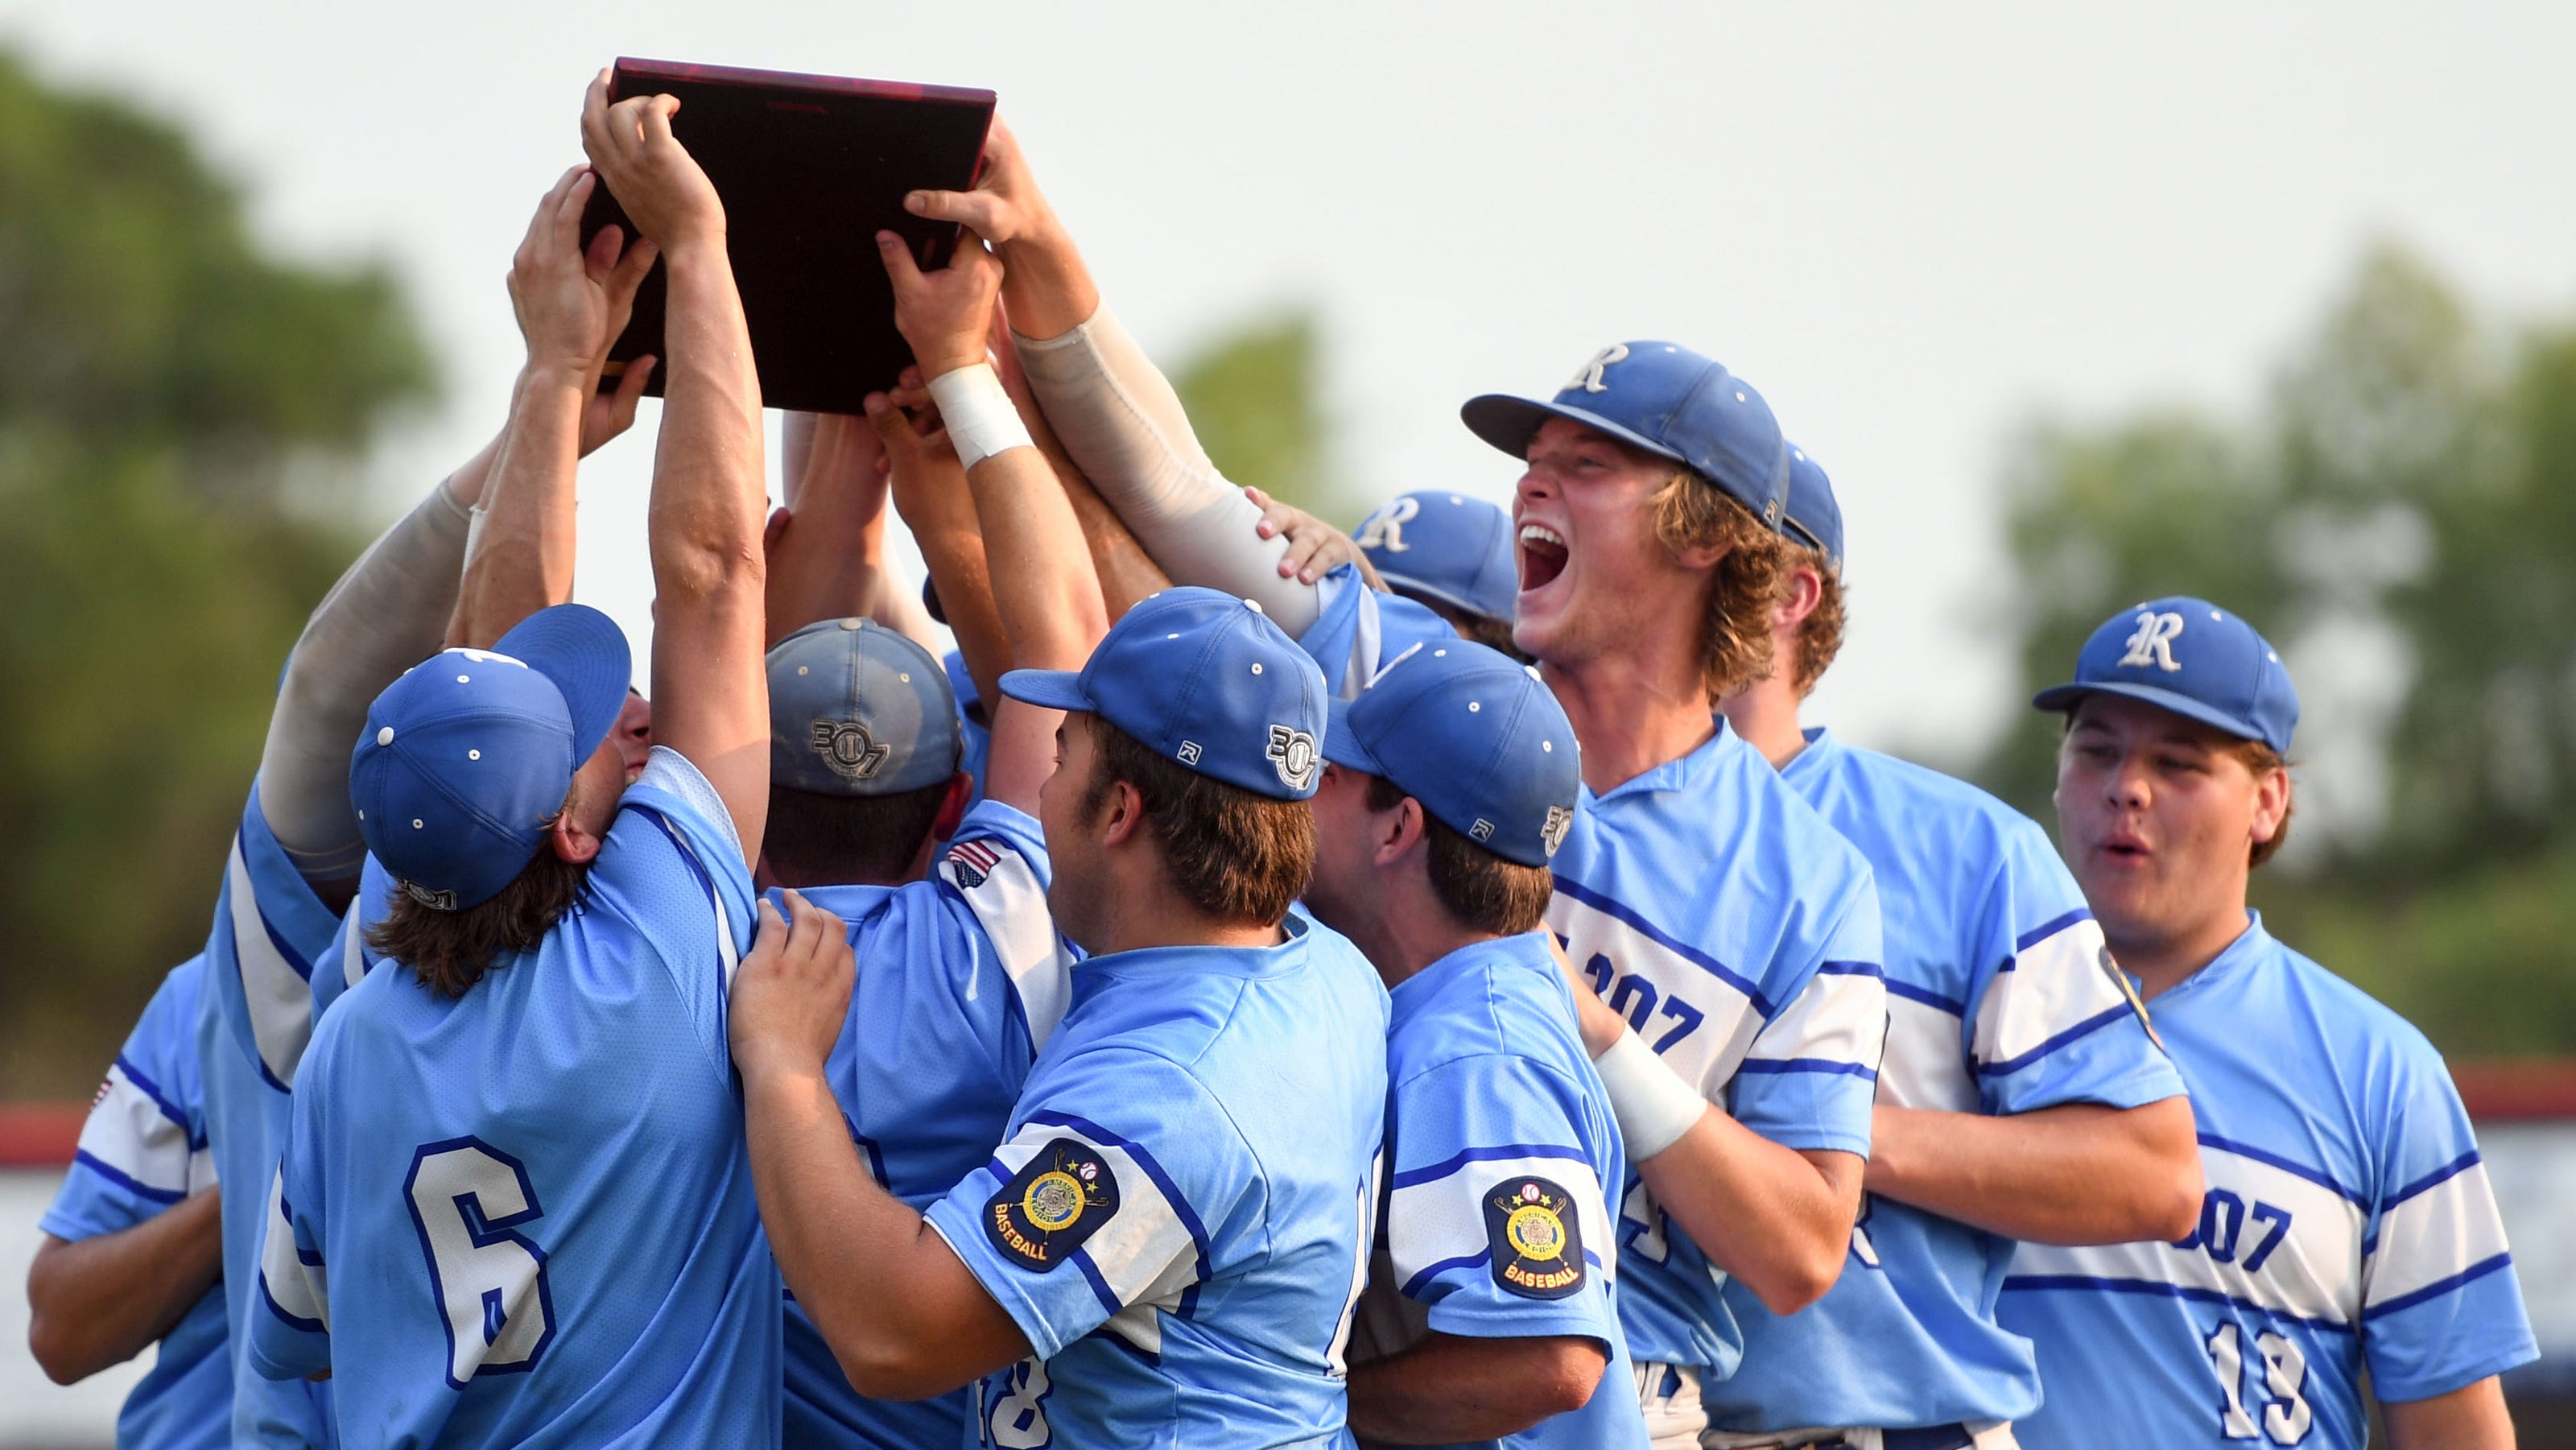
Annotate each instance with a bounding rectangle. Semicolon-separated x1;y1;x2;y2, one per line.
767;618;960;797
2033;597;2299;754
350;604;634;911
1323;642;1579;868
1000;587;1328;801
1462;341;1792;528
1352;491;1519;623
1782;444;1843;576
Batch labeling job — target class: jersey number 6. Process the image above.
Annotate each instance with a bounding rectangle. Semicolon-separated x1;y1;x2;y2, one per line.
407;1138;558;1389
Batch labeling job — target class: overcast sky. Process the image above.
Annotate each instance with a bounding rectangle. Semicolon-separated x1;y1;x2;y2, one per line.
7;1;2574;762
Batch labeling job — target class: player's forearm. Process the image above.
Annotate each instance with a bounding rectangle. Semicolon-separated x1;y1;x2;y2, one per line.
766;413;898;643
992;209;1100;344
260;461;481;886
1055;452;1170;618
738;1065;1022;1399
2383;1377;2517;1450
449;363;587;649
960;439;1108;673
1345;1332;1607;1444
1865;1097;2202;1246
25;1189;223;1385
648;243;765;609
1638;1117;1862;1314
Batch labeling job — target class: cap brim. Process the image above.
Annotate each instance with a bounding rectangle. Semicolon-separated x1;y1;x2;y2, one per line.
998;668;1093;712
493;605;633;765
1319;697;1388;776
1377;572;1503;626
1460;394;1689;473
2031;680;2268;746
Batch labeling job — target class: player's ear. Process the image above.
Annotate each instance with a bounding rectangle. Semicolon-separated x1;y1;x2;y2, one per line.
1776;564;1823;631
2249;762;2292;849
1096;778;1146;849
1375;795;1428;870
548;807;605;866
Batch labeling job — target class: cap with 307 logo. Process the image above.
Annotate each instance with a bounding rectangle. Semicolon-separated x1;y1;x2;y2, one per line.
767;618;960;797
1460;341;1791;529
1000;587;1329;801
2033;595;2299;754
1323;641;1580;868
1352;491;1519;624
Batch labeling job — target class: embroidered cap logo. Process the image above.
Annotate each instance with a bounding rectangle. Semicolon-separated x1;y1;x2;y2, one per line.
2117;610;2186;673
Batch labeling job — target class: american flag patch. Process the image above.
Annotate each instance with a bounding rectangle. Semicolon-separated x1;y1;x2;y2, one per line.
946;838;1003;889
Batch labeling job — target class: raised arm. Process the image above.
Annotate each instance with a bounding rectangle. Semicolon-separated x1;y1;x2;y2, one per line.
879;227;1106;815
904;119;1318;628
449;163;658;648
581;74;769;861
869;391;1009;715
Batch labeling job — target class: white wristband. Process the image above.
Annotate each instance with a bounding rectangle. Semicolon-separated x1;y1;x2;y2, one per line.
1595;1027;1707;1162
924;362;1035;473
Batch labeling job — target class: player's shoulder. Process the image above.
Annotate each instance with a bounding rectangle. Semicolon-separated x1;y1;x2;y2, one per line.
1389;936;1580;1080
1814;738;2037;845
2264;932;2450;1080
141;954;212;1030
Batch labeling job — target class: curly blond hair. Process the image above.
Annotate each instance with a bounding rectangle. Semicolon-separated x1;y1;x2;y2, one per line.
1648;470;1790;701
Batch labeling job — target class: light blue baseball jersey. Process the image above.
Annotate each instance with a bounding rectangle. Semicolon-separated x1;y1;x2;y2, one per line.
44;956;230;1450
194;785;340;1448
924;911;1391;1448
1297;563;1457;699
251;747;778;1448
776;798;1078;1450
1542;717;1885;1380
1707;729;2187;1431
1999;915;2537;1448
1376;932;1650;1450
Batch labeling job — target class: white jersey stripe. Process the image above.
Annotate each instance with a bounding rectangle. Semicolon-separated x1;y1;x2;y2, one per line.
1974;914;2131;1072
1742;967;1885;1077
2363;1158;2514;1312
73;1063;199;1199
1877;992;1977;1112
227;837;313;1090
941;838;1074;1050
258;1168;328;1331
1388;1151;1612;1295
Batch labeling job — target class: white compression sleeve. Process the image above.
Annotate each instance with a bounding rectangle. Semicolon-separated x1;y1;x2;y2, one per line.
1596;1027;1711;1162
1011;305;1319;633
256;479;475;883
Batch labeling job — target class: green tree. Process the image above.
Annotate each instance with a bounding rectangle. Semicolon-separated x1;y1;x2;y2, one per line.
1171;309;1359;521
0;52;431;1095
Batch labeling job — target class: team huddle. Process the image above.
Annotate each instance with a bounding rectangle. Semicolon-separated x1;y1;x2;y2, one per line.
25;76;2545;1450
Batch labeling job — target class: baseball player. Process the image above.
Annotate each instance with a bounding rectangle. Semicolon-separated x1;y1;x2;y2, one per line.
1349;490;1525;659
1301;641;1650;1448
1996;598;2537;1449
248;76;781;1444
755;289;1106;1443
1457;344;1889;1445
898;119;1455;699
191;155;659;1448
1695;449;2200;1449
27;956;227;1448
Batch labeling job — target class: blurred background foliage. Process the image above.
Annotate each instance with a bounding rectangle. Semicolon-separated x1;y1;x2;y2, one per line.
0;53;429;1094
1972;242;2576;1057
4;51;2570;1096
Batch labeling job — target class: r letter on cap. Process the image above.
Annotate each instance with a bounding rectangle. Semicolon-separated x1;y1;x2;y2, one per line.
1567;344;1629;395
2118;610;2186;672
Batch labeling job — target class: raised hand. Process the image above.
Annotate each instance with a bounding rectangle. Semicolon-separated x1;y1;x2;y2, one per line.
1246;485;1383;589
901;116;1051;247
503;164;662;457
579;69;724;254
877;228;1001;380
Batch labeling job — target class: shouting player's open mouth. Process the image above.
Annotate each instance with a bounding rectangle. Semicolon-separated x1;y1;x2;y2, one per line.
1518;523;1569;594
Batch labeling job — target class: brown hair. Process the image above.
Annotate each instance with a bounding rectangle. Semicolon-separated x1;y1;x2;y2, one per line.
1451;608;1530;663
2235;740;2294;868
365;823;591;998
1364;775;1554;936
1084;718;1315;926
763;779;952;885
1785;546;1846;697
1648;470;1790;700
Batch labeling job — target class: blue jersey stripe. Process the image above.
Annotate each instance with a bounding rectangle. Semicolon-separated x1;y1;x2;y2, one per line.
1884;978;1968;1017
1549;877;1775;1018
1070;1248;1123;1320
2362;1252;2516;1321
257;1268;327;1333
1997;1274;2356;1335
71;1149;187;1205
114;1053;194;1136
2380;1149;2482;1212
1978;1004;2132;1078
1025;1109;1215;1279
2196;1132;2371;1208
1735;1057;1879;1080
1388;1142;1589;1191
1399;1250;1492;1299
2011;907;2095;956
1814;960;1883;978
